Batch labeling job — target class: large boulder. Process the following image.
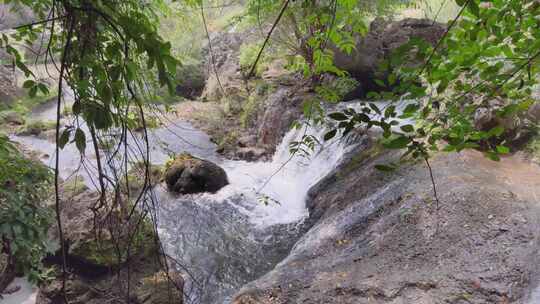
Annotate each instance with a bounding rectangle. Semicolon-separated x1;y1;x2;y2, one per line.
232;142;540;304
332;18;446;96
39;188;184;304
164;153;228;194
201;32;245;102
256;86;306;153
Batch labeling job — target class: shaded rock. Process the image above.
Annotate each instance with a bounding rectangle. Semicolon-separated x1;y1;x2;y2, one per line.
201;32;245;101
527;102;540;122
237;135;257;148
16;120;56;137
37;265;184;304
473;98;537;148
39;189;184;304
121;161;163;197
46;191;157;273
333;18;445;95
164;153;228;194
175;62;206;100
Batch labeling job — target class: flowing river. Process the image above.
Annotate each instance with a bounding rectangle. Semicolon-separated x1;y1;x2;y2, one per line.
6;99;362;304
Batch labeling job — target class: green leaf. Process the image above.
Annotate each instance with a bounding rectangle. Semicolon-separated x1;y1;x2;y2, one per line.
383;136;411;149
74;128;86;154
496;145;510;154
468;0;480;17
23;80;35;89
374;79;386;87
323;129;337;141
400;125;414;133
487;125;504;137
58;129;70;149
29;86;37;98
485;151;500;161
328;112;348;121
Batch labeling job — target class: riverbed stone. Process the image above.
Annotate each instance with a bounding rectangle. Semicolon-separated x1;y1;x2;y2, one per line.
164;153;228;194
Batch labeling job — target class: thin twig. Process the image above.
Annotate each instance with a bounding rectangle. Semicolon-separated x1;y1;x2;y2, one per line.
200;1;226;98
247;0;291;78
54;13;76;304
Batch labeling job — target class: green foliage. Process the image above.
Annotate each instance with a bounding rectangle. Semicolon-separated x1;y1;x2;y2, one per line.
0;87;57;116
240;82;271;128
242;0;408;81
7;0;178;155
324;0;540;166
239;41;271;76
0;135;53;283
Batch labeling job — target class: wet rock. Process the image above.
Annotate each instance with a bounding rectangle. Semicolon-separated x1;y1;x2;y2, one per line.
233;149;540;303
235;147;267;162
136;270;184;304
164;153;228;194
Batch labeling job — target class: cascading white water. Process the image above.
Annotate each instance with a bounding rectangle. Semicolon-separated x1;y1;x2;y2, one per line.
207;124;355;227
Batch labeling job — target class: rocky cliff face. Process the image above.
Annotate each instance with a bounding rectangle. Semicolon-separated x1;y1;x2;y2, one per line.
232;136;540;303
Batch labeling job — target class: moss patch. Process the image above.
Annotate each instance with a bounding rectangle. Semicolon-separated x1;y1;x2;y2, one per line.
121;161;163;197
70;216;157;268
17;119;56;136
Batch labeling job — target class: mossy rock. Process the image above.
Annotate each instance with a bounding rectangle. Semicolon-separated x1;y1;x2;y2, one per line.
164;153;228;194
121;162;163;197
69;216;157;269
17;120;56;136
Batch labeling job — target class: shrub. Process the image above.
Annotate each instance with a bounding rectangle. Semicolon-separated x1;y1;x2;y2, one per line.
0;135;53;283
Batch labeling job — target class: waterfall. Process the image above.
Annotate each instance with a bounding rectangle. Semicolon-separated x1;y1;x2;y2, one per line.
8;100;368;304
155;120;361;304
